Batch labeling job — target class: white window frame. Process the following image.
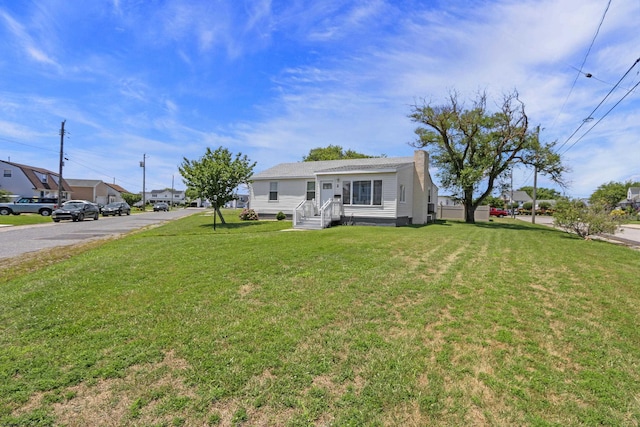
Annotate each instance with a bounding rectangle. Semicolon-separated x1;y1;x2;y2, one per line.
306;181;316;201
342;179;383;206
269;182;278;201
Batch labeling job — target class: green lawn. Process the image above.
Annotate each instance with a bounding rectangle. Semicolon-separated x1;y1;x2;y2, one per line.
0;214;53;226
1;211;639;426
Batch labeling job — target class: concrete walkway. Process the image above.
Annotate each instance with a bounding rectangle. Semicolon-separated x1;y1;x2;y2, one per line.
515;215;640;250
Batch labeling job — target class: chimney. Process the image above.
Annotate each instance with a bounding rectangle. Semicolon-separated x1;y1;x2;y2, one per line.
413;150;430;224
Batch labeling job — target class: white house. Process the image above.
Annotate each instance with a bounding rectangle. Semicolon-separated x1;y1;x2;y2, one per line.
0;160;71;200
249;150;438;228
144;189;186;205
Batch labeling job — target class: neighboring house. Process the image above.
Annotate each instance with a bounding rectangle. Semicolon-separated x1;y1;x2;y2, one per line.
66;179;130;205
503;190;533;206
226;194;249;209
619;187;640;210
438;195;459;206
144;189;186;205
0;160;71;200
249;150;438;227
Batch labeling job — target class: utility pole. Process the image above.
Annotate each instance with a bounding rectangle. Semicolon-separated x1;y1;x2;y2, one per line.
140;154;146;210
171;174;175;207
57;120;66;206
531;125;540;225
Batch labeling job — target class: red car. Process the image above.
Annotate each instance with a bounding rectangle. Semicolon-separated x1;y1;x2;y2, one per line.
490;207;508;217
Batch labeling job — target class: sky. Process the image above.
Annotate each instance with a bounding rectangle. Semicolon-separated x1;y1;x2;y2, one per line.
1;0;639;198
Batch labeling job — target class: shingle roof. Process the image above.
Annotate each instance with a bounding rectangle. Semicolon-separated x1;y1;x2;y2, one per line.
105;183;129;193
251;157;414;180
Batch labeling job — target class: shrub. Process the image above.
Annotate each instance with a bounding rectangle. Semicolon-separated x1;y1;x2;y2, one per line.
239;208;259;221
553;199;622;239
276;211;286;221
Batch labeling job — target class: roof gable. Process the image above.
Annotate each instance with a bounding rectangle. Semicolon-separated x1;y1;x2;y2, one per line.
1;160;70;192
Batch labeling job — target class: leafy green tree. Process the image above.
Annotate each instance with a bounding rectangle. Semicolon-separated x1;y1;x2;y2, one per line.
517;186;562;200
554;199;622;239
303;145;376;161
589;181;640;210
179;147;256;224
121;192;141;207
484;195;505;208
410;90;566;223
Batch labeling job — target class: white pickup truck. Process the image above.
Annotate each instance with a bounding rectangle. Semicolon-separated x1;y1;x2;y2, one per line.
0;197;59;216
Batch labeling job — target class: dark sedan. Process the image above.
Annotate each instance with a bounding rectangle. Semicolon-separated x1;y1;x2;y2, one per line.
52;201;100;222
153;203;169;212
102;202;131;216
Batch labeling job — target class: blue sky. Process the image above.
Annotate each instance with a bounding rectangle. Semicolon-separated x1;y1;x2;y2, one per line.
1;0;639;198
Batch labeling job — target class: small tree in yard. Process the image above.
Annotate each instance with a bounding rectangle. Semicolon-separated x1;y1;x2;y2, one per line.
179;147;256;225
553;199;622;239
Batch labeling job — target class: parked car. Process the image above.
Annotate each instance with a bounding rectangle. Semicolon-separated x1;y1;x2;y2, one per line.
52;201;100;222
102;202;131;216
153;202;169;212
490;207;509;218
0;197;59;216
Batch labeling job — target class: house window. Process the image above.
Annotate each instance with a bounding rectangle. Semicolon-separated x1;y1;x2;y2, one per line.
306;181;316;200
269;182;278;201
399;184;406;203
343;180;382;206
3;169;11;178
373;180;382;205
33;171;47;184
342;181;351;205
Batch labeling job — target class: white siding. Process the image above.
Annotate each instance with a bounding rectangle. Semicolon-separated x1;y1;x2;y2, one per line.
0;163;35;196
250;178;308;215
396;165;414;218
340;173;398;219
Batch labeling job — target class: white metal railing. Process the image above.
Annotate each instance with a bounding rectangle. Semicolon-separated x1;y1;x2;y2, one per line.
320;199;333;229
293;199;306;228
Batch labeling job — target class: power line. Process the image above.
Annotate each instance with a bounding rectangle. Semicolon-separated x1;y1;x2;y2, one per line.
559;77;640;156
551;0;612;129
555;56;640;153
0;136;59;154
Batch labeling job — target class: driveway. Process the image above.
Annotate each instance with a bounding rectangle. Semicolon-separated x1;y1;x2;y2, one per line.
515;214;640;248
0;208;202;261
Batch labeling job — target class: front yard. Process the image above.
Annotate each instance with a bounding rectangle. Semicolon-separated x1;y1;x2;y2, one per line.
1;212;639;426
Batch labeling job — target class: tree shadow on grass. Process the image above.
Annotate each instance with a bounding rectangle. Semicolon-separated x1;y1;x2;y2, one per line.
197;220;290;233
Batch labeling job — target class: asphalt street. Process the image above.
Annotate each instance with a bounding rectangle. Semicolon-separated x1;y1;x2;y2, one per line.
0;208;202;261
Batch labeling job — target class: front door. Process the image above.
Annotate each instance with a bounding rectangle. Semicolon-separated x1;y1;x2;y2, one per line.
320;181;334;208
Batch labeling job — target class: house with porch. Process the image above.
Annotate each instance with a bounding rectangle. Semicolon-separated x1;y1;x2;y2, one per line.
0;160;71;200
249;150;437;229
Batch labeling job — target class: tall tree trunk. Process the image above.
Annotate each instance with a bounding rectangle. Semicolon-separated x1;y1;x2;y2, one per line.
464;205;475;223
463;188;475;223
